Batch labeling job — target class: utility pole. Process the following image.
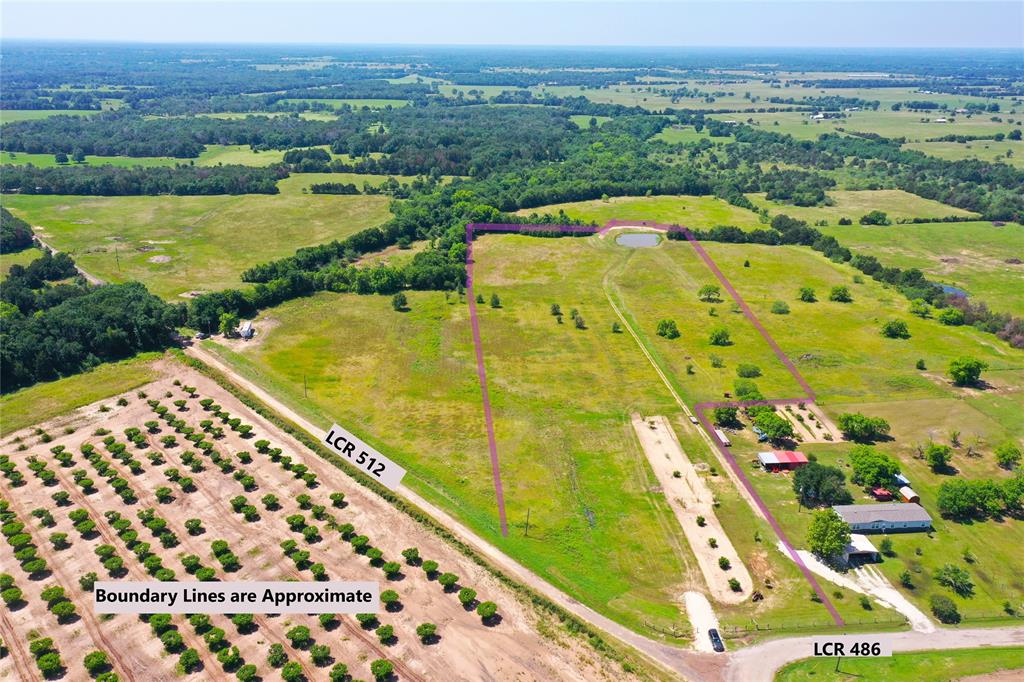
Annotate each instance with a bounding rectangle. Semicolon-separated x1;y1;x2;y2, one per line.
303;374;308;398
524;508;530;537
114;245;121;273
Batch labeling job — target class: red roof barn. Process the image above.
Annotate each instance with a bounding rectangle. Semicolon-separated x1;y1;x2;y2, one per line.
758;450;809;472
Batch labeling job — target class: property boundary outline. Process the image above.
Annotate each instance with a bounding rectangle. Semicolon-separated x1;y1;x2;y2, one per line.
465;219;846;627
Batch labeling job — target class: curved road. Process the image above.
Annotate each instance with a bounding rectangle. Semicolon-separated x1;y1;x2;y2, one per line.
187;344;1024;682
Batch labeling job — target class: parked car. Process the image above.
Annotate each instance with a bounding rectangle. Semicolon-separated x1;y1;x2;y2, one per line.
708;628;725;653
689;416;699;424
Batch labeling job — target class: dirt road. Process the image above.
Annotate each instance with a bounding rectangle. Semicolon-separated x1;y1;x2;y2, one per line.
632;414;751;605
725;625;1024;682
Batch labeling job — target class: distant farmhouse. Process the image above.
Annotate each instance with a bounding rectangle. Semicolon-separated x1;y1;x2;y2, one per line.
832;503;932;533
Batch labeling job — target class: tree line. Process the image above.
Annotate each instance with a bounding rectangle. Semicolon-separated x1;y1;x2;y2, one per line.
1;165;285;196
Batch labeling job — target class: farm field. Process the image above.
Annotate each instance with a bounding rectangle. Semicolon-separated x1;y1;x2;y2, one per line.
904;139;1024;167
818;221;1024;316
0;359;643;682
1;193;392;299
569;114;612;128
746;189;978;225
516;195;764;229
202;233;902;641
653;125;733;145
776;646;1024;681
0;145;364;168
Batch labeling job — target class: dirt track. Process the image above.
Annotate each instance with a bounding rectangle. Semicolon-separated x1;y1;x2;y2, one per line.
632;414;751;606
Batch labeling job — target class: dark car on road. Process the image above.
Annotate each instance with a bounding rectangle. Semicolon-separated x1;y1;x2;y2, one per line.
708;628;725;652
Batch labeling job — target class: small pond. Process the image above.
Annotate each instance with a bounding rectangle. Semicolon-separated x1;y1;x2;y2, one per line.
616;232;661;248
939;283;970;298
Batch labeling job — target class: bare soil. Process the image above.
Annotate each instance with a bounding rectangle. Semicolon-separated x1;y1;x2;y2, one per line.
632;414;751;605
1;366;639;682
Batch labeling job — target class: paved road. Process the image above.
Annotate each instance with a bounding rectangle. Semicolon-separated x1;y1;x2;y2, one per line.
187;343;1024;682
726;625;1024;682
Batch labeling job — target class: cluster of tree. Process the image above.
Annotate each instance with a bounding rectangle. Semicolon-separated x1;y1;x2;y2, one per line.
309;182;360;195
0;207;34;253
1;249;81;315
793;462;853;507
836;413;891;442
760;168;835;206
936;475;1024;519
848;445;901;489
1;282;182;392
1;87;104;110
1;164;284;195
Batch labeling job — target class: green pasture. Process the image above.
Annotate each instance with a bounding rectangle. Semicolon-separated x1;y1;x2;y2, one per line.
279;98;410;109
818;221;1024;316
516;195;764;230
0;247;44;279
569;114;612;128
0;352;163;434
0;144;360;169
710;110;1017;142
699;242;1023;404
0;109;100;124
904;139;1024;168
275;171;454;195
777;647;1024;682
2;193;391;299
747;190;978;224
195;111;339;121
653;125;733;145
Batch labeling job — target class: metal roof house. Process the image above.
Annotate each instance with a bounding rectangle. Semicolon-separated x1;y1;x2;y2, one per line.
758;451;809;472
832;503;932;533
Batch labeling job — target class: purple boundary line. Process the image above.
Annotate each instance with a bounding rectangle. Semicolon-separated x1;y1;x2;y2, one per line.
465;225;510;536
695;401;845;626
464;220;843;631
678;229;817;402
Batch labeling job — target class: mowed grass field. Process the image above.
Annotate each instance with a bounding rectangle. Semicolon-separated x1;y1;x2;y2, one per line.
747;190;978;225
0;246;44;278
275;171;456;195
904;139;1024;168
0;352;163;435
819;221;1024;316
0;109;100;124
516;195;764;229
776;647;1024;682
2;193;392;299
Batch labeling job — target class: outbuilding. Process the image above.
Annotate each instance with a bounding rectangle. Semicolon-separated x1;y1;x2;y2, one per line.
899;486;920;503
239;321;255;340
843;534;881;565
894;473;910;487
871;487;893;501
832;503;932;533
714;429;731;447
757;450;809;472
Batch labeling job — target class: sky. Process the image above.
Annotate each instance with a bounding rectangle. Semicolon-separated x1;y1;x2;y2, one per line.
1;1;1022;49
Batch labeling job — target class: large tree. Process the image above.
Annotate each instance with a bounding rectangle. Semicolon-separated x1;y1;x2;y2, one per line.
948;357;987;386
806;509;851;560
754;411;795;443
836;412;891;442
793;462;853;507
848;445;901;488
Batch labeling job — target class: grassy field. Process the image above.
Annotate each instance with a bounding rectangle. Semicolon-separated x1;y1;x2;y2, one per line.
0;109;100;124
697;242;1024;620
195;111;339;121
569;114;612;128
2;193;392;299
1;145;346;168
516;195;764;229
819;221;1024;316
0;246;44;278
904;139;1024;168
653;125;733;145
747;190;979;225
709;110;1018;142
275;171;454;195
279;98;410;109
203;232;916;639
776;647;1024;682
0;352;163;435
